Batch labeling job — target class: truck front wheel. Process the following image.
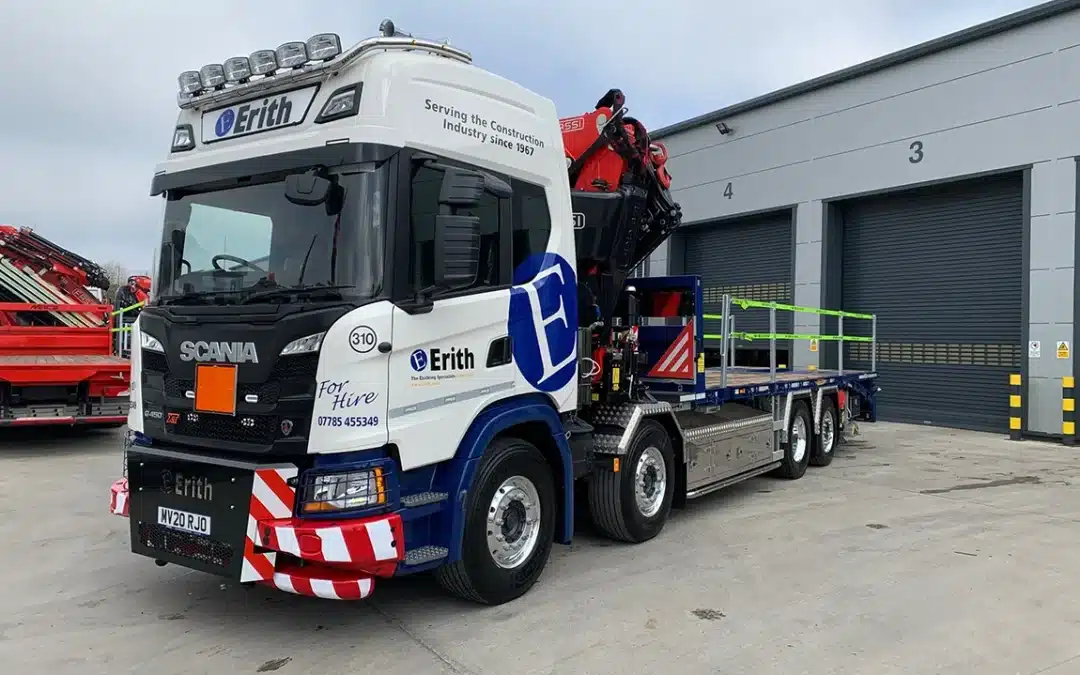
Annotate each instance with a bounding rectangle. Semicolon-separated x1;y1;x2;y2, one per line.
435;436;556;605
588;418;675;543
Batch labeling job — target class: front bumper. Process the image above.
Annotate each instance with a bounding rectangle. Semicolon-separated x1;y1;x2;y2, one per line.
110;449;405;601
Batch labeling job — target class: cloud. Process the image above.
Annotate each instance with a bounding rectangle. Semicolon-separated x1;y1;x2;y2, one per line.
0;0;1046;272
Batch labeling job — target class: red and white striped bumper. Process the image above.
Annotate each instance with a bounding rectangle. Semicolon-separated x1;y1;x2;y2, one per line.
109;467;405;601
110;477;129;516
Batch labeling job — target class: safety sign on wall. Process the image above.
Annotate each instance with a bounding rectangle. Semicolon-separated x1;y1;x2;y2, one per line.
1057;341;1071;359
1029;341;1041;358
809;339;819;353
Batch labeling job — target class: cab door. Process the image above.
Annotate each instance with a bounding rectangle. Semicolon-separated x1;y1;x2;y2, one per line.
386;156;516;470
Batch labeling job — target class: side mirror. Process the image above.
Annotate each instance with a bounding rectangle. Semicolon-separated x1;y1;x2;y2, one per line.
285;173;333;206
433;214;481;291
438;166;513;207
438;167;484;207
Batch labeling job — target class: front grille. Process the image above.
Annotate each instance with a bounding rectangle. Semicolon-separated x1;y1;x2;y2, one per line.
271;354;319;379
164;377;282;403
138;522;234;568
172;412;278;445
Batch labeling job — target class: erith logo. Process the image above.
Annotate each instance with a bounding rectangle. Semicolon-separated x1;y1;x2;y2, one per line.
409;347;475;385
216;96;293;138
508;253;578;393
179;340;259;364
202;85;317;144
162;470;212;501
411;347;475;372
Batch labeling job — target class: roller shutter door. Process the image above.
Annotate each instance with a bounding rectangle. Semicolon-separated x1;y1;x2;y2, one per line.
840;173;1024;432
683;211;793;364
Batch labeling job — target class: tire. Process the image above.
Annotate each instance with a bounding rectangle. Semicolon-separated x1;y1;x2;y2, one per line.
810;396;837;467
434;436;557;605
588;418;675;543
774;400;812;479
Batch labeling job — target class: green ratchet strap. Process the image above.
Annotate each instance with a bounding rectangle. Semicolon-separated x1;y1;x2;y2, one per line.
108;300;146;333
109;300;146;317
701;299;874;343
706;297;873;321
702;332;873;343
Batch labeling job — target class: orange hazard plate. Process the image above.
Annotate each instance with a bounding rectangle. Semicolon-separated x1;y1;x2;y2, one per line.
194;364;238;415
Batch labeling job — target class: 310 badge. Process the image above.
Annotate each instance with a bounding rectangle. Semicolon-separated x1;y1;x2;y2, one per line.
316;415;380;428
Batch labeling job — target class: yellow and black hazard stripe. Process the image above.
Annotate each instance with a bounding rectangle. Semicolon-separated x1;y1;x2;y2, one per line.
1009;373;1022;441
1063;376;1075;446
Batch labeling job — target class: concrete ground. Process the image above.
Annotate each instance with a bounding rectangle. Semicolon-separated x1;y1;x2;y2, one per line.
2;422;1079;675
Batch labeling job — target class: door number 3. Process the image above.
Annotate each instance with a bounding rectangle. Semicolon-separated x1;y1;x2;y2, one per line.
908;140;924;164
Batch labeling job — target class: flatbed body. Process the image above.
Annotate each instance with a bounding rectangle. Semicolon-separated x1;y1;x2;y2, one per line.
626;275;879;412
0;308;130;427
703;366;877;403
0;354;129;366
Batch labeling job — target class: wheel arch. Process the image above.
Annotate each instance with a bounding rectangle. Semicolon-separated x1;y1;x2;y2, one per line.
440;393;574;565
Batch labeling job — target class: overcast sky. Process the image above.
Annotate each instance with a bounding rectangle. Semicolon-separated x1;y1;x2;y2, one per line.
0;0;1046;274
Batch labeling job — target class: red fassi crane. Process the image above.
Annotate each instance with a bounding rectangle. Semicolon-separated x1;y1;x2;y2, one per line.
559;89;683;394
0;224;131;428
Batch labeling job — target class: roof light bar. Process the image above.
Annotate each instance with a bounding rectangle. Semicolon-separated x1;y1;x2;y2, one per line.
175;24;472;108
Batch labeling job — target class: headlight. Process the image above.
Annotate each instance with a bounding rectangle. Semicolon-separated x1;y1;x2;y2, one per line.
223;56;252;82
140;332;164;353
199;64;226;89
301;468;386;513
275;41;309;69
279;331;325;356
249;49;278;75
178;70;203;95
306;33;342;61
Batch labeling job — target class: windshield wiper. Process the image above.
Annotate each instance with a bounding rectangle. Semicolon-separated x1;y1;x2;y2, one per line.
158;289;246;306
240;284;352;305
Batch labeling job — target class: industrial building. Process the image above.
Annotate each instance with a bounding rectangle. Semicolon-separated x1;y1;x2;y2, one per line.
647;0;1080;436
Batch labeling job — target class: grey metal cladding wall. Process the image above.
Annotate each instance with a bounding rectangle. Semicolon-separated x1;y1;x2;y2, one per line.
840;173;1024;432
683;211;793;352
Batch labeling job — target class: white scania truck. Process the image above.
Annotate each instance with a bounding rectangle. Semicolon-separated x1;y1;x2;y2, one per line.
109;21;880;605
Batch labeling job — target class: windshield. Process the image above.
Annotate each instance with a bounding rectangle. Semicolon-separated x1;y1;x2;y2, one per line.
154;162;387;306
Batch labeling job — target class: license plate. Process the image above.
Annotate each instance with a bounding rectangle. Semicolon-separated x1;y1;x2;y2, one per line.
157;506;212;536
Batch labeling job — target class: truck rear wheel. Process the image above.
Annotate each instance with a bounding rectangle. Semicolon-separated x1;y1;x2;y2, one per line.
810;396;837;467
434;436;556;605
588;418;675;543
775;399;812;479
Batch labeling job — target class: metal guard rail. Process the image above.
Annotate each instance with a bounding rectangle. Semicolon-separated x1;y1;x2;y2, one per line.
110;300;145;358
700;294;877;389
